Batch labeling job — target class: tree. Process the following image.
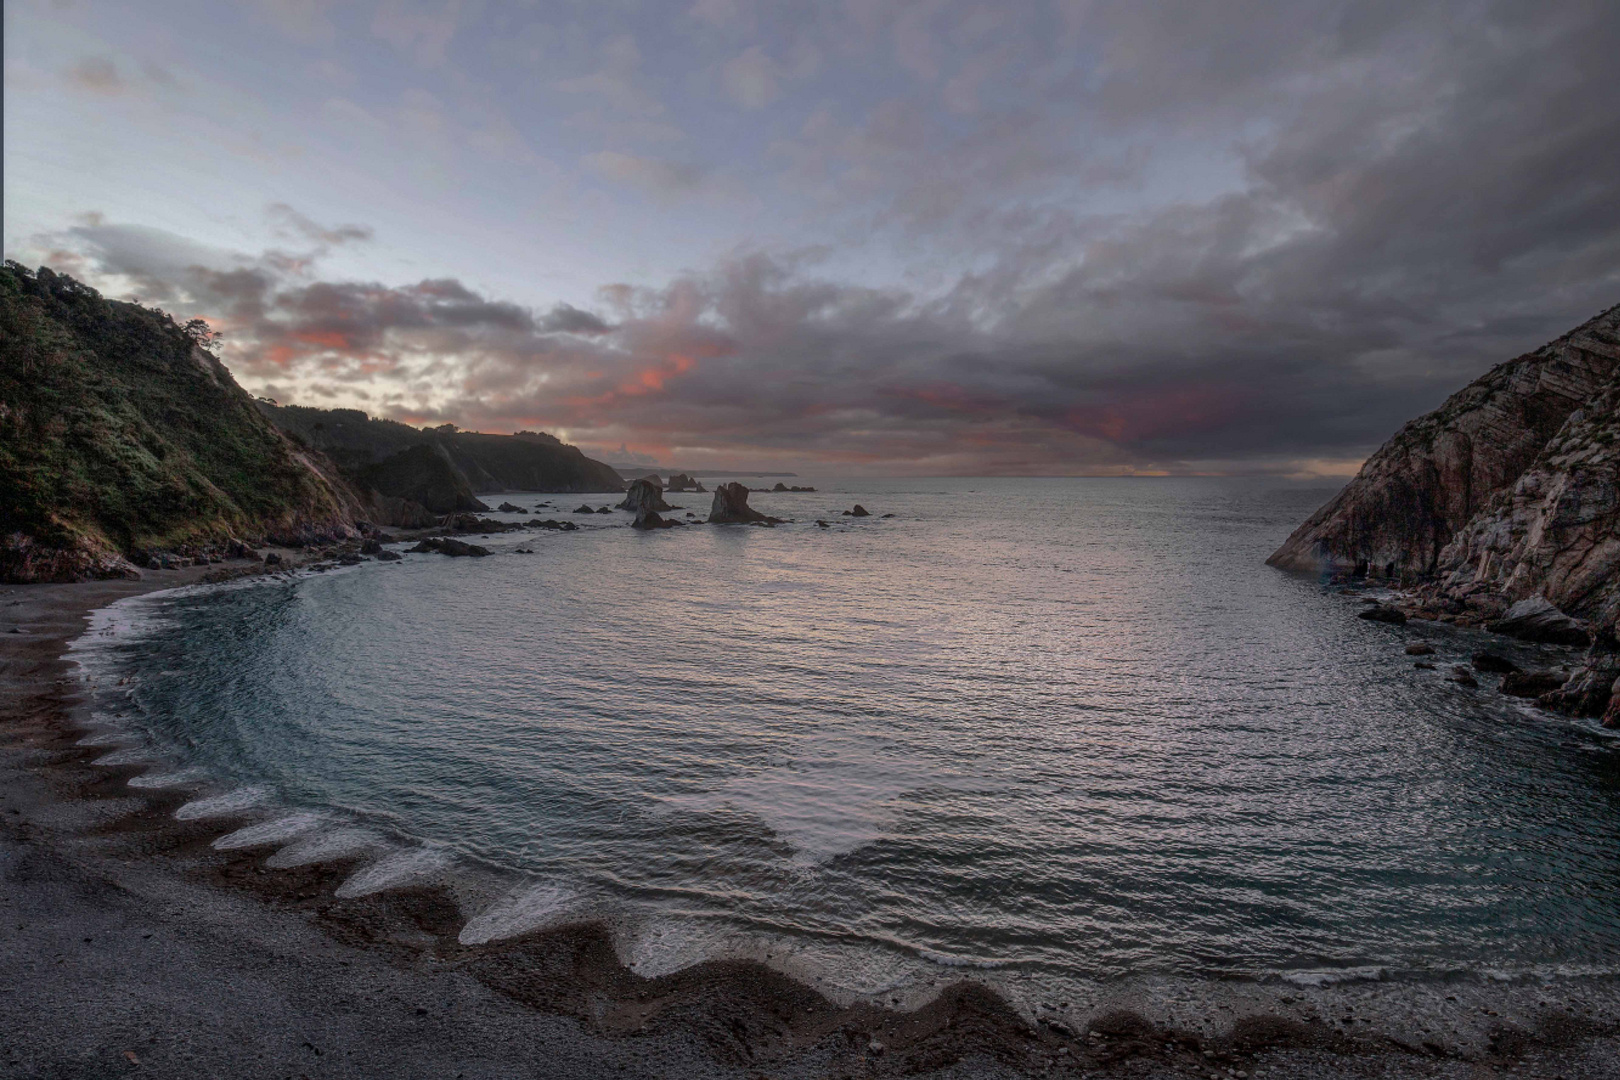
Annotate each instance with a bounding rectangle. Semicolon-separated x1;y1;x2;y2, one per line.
181;317;222;353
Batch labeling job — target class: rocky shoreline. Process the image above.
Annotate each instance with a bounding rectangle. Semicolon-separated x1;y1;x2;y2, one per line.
2;569;1619;1078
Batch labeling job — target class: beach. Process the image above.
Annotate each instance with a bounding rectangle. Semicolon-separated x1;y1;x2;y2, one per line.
2;563;1617;1079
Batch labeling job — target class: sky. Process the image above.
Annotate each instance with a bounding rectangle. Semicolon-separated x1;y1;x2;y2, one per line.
4;0;1619;475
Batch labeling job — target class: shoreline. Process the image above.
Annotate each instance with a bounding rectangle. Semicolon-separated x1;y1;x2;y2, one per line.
3;568;1619;1077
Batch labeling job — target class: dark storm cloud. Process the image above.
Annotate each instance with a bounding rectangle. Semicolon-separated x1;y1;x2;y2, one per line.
26;0;1620;473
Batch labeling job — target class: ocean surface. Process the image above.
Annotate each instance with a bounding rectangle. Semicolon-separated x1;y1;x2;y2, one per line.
73;478;1620;1002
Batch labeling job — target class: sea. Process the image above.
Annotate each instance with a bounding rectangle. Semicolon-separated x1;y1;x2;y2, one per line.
69;477;1620;1007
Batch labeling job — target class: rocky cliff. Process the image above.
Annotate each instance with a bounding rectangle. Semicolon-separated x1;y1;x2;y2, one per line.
263;406;623;506
1268;304;1620;579
0;263;367;582
1270;300;1620;722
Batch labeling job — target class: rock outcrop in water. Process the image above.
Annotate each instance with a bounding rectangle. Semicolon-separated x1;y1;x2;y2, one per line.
617;478;673;515
1271;301;1620;722
707;483;780;525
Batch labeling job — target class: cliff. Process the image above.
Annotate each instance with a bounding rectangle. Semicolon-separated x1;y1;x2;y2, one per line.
1268;304;1620;579
0;263;365;582
262;406;623;510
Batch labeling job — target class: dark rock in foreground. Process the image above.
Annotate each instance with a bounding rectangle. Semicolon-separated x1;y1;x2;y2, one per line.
409;537;491;557
708;483;781;525
1501;669;1565;697
631;510;681;530
1358;605;1407;625
1471;651;1519;674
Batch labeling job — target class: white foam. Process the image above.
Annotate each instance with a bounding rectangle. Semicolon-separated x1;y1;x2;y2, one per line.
459;883;577;945
92;747;151;766
1278;966;1389;987
334;848;453;898
619;917;753;979
174;787;270;820
128;767;209;789
265;827;384;868
212;812;326;850
77;731;138;748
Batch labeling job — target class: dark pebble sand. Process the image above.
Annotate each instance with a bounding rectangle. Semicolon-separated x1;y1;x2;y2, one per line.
3;566;1618;1079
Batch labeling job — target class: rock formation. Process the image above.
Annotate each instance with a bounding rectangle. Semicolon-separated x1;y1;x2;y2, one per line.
617;478;673;514
1269;304;1620;579
707;483;781;525
1271;301;1620;720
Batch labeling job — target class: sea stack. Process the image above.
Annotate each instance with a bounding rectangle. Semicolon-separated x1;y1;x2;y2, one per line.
708;482;775;524
617;478;672;514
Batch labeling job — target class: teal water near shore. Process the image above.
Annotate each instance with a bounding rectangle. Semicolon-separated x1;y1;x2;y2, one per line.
75;478;1620;996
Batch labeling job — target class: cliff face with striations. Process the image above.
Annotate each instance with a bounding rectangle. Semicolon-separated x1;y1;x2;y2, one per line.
1269;304;1620;579
1434;377;1620;633
1271;301;1620;723
0;263;368;582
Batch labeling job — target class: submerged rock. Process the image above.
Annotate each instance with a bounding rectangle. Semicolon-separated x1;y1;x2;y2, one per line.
409;537;492;557
1405;642;1435;655
708;482;782;525
1486;596;1590;646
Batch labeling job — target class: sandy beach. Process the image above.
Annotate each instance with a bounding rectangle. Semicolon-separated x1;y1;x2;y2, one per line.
3;566;1618;1080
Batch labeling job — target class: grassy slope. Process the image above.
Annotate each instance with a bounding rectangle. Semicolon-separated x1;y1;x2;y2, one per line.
0;263;354;580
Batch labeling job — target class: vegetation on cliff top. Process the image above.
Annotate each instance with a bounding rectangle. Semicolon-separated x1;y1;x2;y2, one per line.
0;262;355;580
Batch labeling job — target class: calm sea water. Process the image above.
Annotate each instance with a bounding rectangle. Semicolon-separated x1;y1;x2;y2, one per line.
79;478;1620;997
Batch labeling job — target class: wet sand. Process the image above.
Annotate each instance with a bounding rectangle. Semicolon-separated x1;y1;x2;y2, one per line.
2;566;1618;1078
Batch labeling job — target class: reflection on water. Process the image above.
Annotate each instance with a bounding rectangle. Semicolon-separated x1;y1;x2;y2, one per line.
93;478;1620;990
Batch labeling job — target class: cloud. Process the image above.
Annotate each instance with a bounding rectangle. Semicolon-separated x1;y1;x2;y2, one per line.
585;151;706;196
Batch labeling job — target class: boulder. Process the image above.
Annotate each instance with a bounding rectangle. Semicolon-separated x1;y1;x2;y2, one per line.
596;506;612;514
408;537;492;557
375;549;403;562
773;482;789;492
849;505;871;517
573;504;595;514
1486;596;1590;646
1539;634;1620;716
263;552;283;566
360;538;382;555
617;478;673;514
667;473;697;492
1451;666;1479;687
497;502;527;514
1500;669;1565;698
1471;651;1519;674
1405;642;1435;655
708;482;781;525
1357;605;1407;625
